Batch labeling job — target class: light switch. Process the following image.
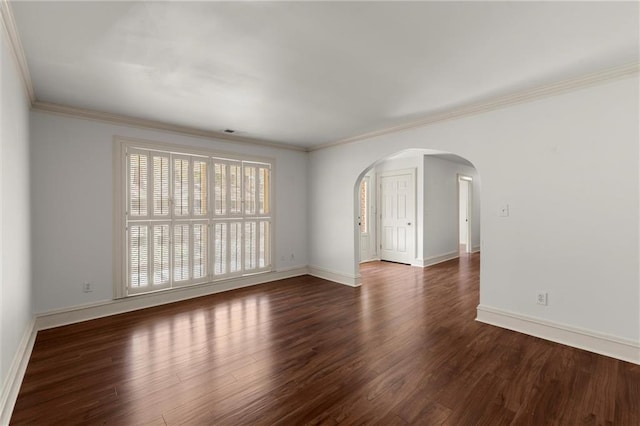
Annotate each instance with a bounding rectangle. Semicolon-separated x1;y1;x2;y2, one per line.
499;204;509;217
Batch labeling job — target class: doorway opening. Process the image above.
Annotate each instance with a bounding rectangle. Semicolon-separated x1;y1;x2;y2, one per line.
458;175;473;255
354;150;480;279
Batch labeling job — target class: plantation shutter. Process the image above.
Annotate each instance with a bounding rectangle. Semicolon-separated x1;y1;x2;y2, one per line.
193;159;208;216
213;222;227;276
258;221;270;268
128;150;149;218
152;224;170;287
244;165;257;215
123;142;273;296
193;223;208;280
229;163;242;215
229;222;242;273
173;155;190;217
129;224;149;288
258;167;270;215
173;224;190;282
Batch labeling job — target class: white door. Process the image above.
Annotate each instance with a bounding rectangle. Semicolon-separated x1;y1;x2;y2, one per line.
378;170;415;264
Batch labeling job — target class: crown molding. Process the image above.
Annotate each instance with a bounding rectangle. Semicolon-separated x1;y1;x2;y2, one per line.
309;62;640;152
0;0;35;103
2;0;637;155
31;101;308;152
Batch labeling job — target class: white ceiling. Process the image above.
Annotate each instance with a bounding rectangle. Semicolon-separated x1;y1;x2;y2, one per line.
11;1;639;149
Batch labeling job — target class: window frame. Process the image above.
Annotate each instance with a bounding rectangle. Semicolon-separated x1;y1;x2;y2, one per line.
113;136;276;299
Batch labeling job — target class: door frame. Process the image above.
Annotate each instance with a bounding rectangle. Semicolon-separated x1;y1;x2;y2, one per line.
457;174;473;254
377;168;417;264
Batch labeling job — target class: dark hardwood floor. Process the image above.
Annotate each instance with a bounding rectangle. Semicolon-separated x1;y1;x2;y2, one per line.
11;254;640;425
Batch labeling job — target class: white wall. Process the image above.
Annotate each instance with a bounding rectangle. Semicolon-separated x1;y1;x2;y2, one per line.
423;156;480;260
30;112;308;314
1;32;32;391
309;76;639;342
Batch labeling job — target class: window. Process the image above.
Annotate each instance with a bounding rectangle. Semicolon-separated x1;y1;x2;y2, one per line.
359;178;368;233
117;139;273;297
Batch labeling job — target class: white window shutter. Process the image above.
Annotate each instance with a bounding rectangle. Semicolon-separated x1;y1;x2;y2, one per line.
174;224;190;282
152;224;170;286
152;154;170;217
258;167;270;215
193;159;208;216
193;223;208;279
244;165;257;215
244;221;257;270
128;151;149;217
129;224;149;288
173;156;190;217
229;222;242;273
122;141;273;296
213;162;227;216
229;163;242;215
258;221;270;268
213;222;227;276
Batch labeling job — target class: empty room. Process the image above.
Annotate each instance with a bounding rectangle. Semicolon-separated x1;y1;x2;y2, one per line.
1;1;639;424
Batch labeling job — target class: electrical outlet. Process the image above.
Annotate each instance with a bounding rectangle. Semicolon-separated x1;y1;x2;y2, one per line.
536;291;548;306
83;282;93;293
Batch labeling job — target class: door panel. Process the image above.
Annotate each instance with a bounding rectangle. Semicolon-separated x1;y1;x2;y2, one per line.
379;171;415;264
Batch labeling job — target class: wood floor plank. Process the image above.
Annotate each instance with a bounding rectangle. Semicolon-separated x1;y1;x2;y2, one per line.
10;254;640;424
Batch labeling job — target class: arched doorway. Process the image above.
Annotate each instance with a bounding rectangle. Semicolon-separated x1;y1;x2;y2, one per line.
353;149;481;279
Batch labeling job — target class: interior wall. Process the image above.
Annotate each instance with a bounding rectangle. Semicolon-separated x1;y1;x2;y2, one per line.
423;156;480;260
309;76;639;342
0;32;32;388
29;111;309;314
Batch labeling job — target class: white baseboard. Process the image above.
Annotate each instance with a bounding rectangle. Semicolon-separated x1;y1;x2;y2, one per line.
36;267;309;330
0;319;37;425
308;266;361;287
471;245;481;253
412;251;460;268
476;305;640;365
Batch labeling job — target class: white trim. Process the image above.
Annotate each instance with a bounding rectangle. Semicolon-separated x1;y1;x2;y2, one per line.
23;62;640;156
114;135;277;165
0;0;35;102
412;251;460;268
2;0;636;158
471;245;480;253
0;319;37;425
308;266;361;287
309;62;640;152
36;267;308;331
476;305;640;365
32;101;307;152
